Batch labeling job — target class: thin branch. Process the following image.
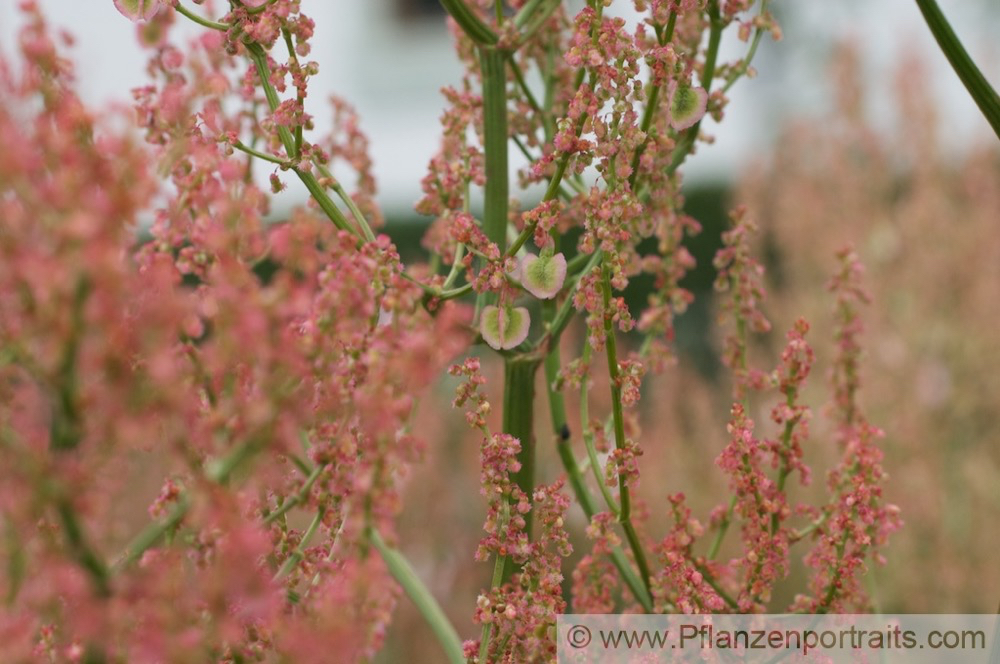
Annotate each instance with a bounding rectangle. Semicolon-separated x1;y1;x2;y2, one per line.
174;2;231;31
601;261;652;594
370;528;465;664
915;0;1000;140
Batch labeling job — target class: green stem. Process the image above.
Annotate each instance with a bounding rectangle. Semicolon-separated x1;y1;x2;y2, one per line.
514;0;563;48
790;512;829;543
508;56;543;116
612;548;654;612
698;2;723;99
437;283;474;301
230;139;290;166
601;265;630;522
512;0;547;28
296;168;363;237
274;507;327;580
113;495;190;571
439;0;499;45
481;47;510;256
478;501;510;660
627;11;676;190
50;278;88;452
504;357;540;538
441;243;467;290
706;495;736;560
511;136;577;201
205;437;265;484
56;498;111;597
579;341;621;515
693;561;739;610
316;164;377;242
46;280;109;597
505;68;591;260
544;324;596;518
722;0;770;93
244;42;294;158
545;328;653;612
370;529;465;664
174;1;230;31
600;262;652;594
244;42;359;237
915;0;1000;140
280;28;305;158
474;358;539;658
263;463;327;525
770;390;800;535
115;436;266;571
477;45;510;317
4;518;26;606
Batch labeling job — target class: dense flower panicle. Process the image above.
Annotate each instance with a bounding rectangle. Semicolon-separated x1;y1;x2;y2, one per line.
449;356;492;430
742;38;1000;611
714;404;791;611
473;481;572;663
788;249;899;613
766;318;814;486
794;422;902;613
605;437;643;491
827;246;871;437
417;84;485;263
651;494;726;614
572;512;624;613
0;0;910;659
573;265;634;353
714;206;772;398
1;6;467;658
637;207;699;373
519;199;564;250
570;553;619;613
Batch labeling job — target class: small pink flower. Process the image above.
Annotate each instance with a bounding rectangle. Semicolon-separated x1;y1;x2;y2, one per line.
480;305;530;350
668;81;708;131
113;0;162;22
519;252;567;299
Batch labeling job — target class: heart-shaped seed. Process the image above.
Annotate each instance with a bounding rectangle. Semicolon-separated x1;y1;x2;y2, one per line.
520;252;567;300
480;305;531;350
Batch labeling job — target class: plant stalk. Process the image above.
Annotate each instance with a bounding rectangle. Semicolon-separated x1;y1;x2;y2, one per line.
370;529;465;664
600;262;652;595
915;0;1000;140
504;357;540;538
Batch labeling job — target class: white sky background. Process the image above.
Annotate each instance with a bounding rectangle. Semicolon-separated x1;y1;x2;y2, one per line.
1;1;997;215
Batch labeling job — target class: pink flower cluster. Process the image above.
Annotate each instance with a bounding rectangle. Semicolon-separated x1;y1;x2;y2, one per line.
1;0;908;659
1;4;466;660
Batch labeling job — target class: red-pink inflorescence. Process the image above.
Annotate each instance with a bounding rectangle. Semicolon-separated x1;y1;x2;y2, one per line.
2;0;906;659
